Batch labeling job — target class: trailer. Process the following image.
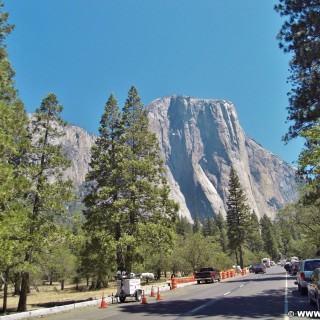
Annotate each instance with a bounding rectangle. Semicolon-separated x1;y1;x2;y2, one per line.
114;272;143;303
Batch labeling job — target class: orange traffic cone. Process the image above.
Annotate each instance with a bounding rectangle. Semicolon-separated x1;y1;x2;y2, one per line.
99;292;107;308
141;290;147;304
150;286;155;297
156;287;163;300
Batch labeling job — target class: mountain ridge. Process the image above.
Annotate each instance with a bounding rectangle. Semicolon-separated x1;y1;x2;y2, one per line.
53;95;298;222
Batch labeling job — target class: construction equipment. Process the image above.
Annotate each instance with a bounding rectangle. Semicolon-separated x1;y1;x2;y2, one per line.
114;272;142;303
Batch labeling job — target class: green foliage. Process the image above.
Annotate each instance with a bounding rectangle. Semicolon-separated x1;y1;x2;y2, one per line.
16;93;75;311
245;211;264;253
214;213;228;252
83;87;178;274
170;233;233;273
297;122;320;203
275;0;320;141
192;212;201;233
226;167;251;267
260;214;279;260
276;202;320;258
176;215;193;237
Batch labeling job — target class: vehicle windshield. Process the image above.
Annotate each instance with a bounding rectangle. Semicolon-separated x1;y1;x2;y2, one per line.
304;260;320;271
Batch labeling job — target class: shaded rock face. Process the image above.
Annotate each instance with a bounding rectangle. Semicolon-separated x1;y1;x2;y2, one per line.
147;96;298;222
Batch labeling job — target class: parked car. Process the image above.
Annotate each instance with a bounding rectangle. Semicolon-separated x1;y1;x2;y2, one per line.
253;264;266;274
296;259;320;294
307;268;320;311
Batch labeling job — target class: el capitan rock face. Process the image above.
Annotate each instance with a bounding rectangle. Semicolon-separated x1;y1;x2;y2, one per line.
146;95;297;221
55;95;297;222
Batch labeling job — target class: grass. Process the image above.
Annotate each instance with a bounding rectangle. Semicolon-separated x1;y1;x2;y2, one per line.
0;282;118;313
0;279;169;314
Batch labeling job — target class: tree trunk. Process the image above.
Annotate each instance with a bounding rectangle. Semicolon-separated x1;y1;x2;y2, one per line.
239;246;244;269
60;280;64;291
235;249;239;266
17;272;29;312
14;272;21;295
2;268;10;314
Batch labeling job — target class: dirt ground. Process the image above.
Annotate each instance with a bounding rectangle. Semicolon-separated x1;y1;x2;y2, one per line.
0;279;169;314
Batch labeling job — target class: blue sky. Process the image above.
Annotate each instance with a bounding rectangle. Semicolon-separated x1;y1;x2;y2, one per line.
6;0;303;164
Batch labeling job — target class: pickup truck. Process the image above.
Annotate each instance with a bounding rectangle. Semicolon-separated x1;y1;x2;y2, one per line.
194;267;221;284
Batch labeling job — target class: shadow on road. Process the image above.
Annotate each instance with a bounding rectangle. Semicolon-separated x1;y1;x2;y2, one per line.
118;288;285;319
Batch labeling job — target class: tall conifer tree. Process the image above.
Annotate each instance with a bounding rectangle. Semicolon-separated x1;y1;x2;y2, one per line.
226;167;251;268
84;87;178;273
0;4;31;313
17;93;74;311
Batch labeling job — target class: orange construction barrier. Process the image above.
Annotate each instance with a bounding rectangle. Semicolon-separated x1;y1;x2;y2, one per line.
99;292;107;308
141;290;147;304
171;277;178;289
156;287;163;300
150;286;155;297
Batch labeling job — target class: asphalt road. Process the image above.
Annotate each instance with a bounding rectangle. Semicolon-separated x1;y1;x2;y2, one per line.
32;266;320;320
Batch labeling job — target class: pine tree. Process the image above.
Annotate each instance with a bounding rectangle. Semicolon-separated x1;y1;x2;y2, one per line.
260;214;279;260
193;212;201;233
17;93;74;312
176;216;193;237
83;87;178;273
246;211;264;253
211;213;227;252
83;94;123;274
226;167;251;268
275;0;320;141
0;4;31;313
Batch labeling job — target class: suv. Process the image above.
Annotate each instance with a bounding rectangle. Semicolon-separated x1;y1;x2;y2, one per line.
296;259;320;294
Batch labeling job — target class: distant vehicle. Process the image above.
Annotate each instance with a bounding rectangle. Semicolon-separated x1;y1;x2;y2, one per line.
270;261;276;266
248;265;255;273
290;261;300;276
295;259;320;294
261;258;271;267
194;267;221;284
253;264;266;274
307;268;320;311
284;261;292;273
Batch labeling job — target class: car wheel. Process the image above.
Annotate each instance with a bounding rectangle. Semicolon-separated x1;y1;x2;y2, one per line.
197;280;200;284
135;290;142;302
301;287;308;296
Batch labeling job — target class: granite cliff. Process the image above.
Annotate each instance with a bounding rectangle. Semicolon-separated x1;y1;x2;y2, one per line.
146;96;297;221
58;96;298;221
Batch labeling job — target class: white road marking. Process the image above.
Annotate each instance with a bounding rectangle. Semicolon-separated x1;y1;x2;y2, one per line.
284;272;289;320
223;291;230;296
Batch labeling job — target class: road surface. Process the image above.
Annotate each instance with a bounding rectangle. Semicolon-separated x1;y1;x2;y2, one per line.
31;266;320;320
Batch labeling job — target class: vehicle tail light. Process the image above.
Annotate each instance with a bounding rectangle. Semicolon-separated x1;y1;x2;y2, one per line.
300;272;305;279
